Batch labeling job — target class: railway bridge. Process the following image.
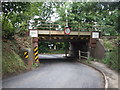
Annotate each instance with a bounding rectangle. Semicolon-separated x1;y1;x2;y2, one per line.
29;29;105;61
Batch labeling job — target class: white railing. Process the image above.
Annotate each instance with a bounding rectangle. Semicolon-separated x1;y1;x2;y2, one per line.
79;50;90;60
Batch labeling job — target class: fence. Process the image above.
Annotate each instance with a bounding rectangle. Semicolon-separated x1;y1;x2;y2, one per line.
79;50;90;60
28;20;96;32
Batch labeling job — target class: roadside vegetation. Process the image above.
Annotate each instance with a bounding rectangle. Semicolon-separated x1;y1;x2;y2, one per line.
2;39;28;78
102;37;119;71
87;37;119;72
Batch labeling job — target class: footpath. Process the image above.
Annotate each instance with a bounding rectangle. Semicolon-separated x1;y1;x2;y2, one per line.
80;60;119;89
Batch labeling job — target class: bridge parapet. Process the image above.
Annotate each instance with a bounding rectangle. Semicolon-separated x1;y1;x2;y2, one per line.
37;30;91;36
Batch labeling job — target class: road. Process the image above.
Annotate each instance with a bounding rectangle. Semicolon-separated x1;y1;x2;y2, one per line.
3;54;104;88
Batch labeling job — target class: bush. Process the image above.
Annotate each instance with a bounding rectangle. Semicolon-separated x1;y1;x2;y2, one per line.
102;38;119;71
103;47;118;70
2;19;15;39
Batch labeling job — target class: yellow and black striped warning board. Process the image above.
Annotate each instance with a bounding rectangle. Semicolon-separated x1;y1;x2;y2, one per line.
34;46;39;62
24;51;29;59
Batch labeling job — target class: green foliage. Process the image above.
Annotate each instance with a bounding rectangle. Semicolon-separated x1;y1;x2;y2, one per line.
102;38;119;71
38;42;49;53
2;2;30;14
2;2;50;38
38;42;69;54
89;57;95;61
2;18;15;39
2;2;31;38
56;2;119;35
32;63;39;68
103;48;118;70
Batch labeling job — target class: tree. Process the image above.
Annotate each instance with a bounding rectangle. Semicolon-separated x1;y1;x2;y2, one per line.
30;2;63;30
2;2;31;38
56;2;120;35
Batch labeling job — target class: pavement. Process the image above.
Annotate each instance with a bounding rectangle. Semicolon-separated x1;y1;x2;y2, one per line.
89;61;119;88
2;54;104;88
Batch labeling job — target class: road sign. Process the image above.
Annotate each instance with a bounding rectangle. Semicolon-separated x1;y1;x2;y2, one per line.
29;30;38;37
92;32;100;38
64;27;71;35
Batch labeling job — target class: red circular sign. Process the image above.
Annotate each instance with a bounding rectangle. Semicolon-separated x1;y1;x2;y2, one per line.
64;27;71;35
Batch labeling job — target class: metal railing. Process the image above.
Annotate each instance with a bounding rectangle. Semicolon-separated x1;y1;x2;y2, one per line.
28;20;96;32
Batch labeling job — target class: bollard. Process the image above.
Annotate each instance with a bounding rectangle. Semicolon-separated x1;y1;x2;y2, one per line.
79;50;81;60
87;51;90;59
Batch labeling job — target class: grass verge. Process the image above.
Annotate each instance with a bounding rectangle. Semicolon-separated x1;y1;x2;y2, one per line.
2;39;28;78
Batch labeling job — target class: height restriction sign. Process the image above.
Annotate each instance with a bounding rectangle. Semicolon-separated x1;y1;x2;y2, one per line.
64;27;71;35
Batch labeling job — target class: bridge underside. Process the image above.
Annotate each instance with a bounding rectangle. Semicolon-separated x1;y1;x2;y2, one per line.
38;35;90;42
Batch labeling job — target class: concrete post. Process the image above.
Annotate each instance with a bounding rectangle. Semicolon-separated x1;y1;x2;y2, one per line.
27;37;34;67
28;48;33;68
87;51;90;59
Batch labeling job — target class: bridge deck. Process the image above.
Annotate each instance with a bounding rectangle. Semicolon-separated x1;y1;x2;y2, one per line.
38;30;91;36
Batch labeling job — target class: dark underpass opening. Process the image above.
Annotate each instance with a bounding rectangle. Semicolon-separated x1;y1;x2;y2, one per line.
38;39;90;63
38;41;71;63
38;42;69;55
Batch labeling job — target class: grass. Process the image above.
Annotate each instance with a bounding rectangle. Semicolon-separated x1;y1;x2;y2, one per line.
102;38;119;71
2;40;28;78
103;48;118;69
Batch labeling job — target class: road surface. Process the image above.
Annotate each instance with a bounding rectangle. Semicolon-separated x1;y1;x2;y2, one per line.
3;54;104;88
